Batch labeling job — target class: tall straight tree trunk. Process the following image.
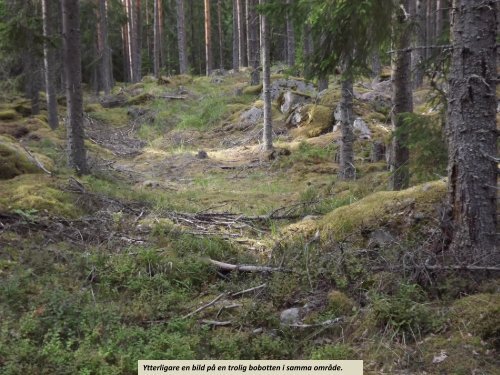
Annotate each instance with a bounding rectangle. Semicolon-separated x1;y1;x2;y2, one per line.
125;0;134;81
260;0;272;151
412;0;426;88
217;0;224;70
237;0;247;67
97;0;113;94
122;21;131;82
285;0;295;66
338;76;355;180
303;22;312;78
389;0;413;191
176;0;188;74
444;0;497;264
153;0;161;77
42;0;58;129
247;0;259;84
62;0;88;174
204;0;213;75
232;0;239;71
133;0;142;82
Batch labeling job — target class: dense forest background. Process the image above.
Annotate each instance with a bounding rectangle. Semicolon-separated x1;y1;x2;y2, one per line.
0;0;498;374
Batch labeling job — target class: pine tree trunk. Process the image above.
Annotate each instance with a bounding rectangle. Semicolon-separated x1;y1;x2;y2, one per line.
444;0;498;264
218;0;224;70
176;0;188;74
153;0;161;77
247;0;259;84
412;0;425;88
389;0;413;191
97;0;113;94
42;0;58;129
62;0;88;175
122;20;131;82
285;0;295;66
338;77;355;180
204;0;213;76
303;22;312;77
260;0;272;151
237;0;247;67
232;0;239;72
133;0;142;82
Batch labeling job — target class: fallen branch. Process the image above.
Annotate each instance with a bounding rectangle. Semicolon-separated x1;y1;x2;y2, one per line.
209;259;284;273
231;283;267;297
182;293;226;319
20;144;52;175
282;317;344;328
200;319;232;326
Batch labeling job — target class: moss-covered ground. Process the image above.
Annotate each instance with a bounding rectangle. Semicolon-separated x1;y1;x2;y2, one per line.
0;71;498;374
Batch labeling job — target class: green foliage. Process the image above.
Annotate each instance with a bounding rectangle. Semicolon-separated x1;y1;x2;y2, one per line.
371;283;439;339
396;112;447;182
177;95;227;130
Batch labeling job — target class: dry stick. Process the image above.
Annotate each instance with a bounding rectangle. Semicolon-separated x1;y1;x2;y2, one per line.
208;259;284;273
181;293;226;319
283;317;344;329
20;144;52;175
200;319;232;326
230;283;267;297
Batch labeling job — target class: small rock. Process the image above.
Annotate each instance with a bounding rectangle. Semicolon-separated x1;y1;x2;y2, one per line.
432;351;448;364
240;106;263;126
353;118;372;140
280;308;302;325
196;150;208;159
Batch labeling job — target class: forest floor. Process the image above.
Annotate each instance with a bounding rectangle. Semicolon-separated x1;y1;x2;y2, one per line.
0;71;498;374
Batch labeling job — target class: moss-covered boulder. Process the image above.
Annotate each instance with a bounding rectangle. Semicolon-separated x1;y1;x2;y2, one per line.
0;135;39;179
288;104;332;139
0;109;19;120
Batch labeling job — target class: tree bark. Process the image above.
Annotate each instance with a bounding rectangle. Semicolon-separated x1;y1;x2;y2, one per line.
204;0;213;76
389;0;413;191
412;0;426;88
444;0;498;264
260;0;272;151
176;0;188;74
133;0;142;82
232;0;239;72
42;0;58;129
97;0;113;94
237;0;247;67
153;0;161;77
303;21;312;78
217;0;224;70
285;0;295;66
62;0;88;174
247;0;260;84
338;77;355;180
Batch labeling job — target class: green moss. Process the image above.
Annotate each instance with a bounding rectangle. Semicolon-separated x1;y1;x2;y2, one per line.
126;92;154;106
84;103;104;113
290;104;332;138
13;103;32;117
242;84;263;95
0;109;19;120
450;293;500;345
0;135;39;179
0;174;80;217
88;107;129;127
326;290;356;316
320;180;446;241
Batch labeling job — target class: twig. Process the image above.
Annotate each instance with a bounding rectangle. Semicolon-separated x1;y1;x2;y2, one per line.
216;303;242;318
282;317;344;328
19;144;52;175
181;293;226;319
200;319;232;326
208;259;285;273
231;283;267;297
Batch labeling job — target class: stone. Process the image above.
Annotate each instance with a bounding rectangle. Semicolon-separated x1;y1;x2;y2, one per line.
353;118;371;140
280;307;302;325
264;78;316;101
239;106;263;126
278;91;311;114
